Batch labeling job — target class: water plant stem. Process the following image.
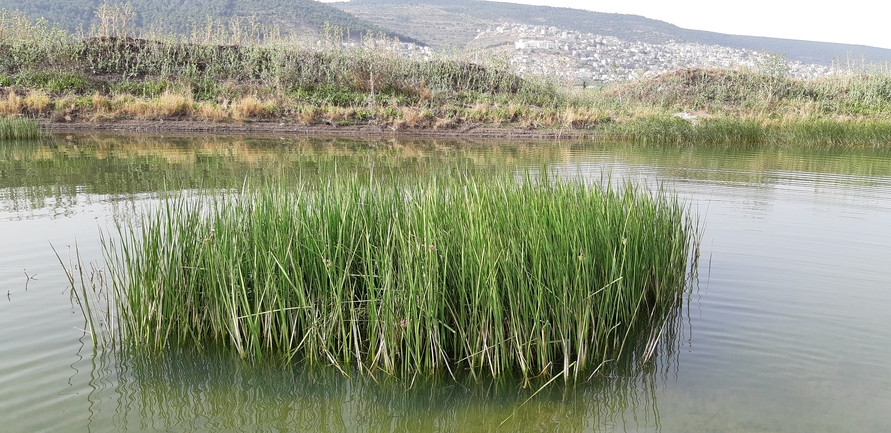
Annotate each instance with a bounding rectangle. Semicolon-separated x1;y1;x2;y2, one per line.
90;172;697;380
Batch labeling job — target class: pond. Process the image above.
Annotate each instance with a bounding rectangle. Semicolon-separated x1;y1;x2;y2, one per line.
2;134;891;432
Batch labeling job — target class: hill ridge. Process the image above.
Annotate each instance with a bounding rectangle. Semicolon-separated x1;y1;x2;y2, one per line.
335;0;891;65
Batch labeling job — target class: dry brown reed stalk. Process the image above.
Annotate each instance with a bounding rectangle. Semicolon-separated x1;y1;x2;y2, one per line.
502;103;525;123
91;93;111;111
433;116;458;129
398;107;432;128
232;95;270;119
23;90;51;113
86;93;115;121
0;90;22;116
568;106;612;129
119;90;194;119
328;106;357;123
417;81;432;103
195;102;231;122
294;106;319;125
465;103;494;123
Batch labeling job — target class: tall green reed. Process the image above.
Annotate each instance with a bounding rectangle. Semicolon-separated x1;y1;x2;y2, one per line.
602;115;891;147
90;172;697;381
0;117;42;140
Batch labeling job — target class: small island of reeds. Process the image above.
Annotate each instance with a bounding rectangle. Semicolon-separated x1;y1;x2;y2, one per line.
69;173;698;381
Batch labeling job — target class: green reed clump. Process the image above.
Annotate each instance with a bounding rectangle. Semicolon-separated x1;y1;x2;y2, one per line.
604;115;891;147
604;115;766;146
771;118;891;147
0;117;42;140
96;173;696;381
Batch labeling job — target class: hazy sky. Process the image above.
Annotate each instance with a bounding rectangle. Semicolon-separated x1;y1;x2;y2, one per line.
325;0;891;50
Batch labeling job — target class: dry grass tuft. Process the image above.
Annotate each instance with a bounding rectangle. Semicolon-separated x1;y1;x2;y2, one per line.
23;90;52;113
561;106;608;129
433;116;458;129
399;107;432;128
195;102;231;122
120;91;194;119
232;95;270;120
294;106;318;125
0;90;22;116
91;93;111;112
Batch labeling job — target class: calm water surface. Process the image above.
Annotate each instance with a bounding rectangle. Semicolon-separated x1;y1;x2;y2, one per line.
2;135;890;432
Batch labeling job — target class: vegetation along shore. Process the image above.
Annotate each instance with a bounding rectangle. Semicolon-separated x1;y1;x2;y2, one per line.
66;172;698;381
3;9;891;146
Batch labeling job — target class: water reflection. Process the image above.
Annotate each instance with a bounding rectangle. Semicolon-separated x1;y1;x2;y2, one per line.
8;134;891;431
78;300;687;433
0;134;579;215
5;135;891;219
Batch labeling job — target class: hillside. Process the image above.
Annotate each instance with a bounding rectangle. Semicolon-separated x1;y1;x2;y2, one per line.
334;0;891;65
0;0;422;43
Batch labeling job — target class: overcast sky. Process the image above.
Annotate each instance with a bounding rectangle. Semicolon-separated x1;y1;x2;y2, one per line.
324;0;891;50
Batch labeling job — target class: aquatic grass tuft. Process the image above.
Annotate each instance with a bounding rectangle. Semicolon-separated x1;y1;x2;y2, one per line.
0;117;43;140
89;172;697;381
602;115;891;147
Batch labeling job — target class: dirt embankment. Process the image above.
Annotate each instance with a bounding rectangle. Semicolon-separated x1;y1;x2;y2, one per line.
40;119;596;140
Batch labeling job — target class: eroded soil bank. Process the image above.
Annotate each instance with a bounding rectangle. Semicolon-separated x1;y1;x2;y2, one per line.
40;119;595;140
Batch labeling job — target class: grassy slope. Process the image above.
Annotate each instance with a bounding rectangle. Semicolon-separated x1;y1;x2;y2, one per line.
0;0;423;43
337;0;679;49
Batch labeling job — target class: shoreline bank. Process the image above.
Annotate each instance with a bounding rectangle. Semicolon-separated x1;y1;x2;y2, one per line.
38;119;595;140
27;115;891;148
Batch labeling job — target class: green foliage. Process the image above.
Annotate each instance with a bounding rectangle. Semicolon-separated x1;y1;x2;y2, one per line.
189;77;221;101
613;66;891;118
14;69;92;93
774;119;891;147
604;115;891;148
0;117;43;139
5;8;891;142
84;173;697;380
108;77;168;97
291;84;368;107
606;115;766;146
0;0;421;44
0;9;70;73
0;7;535;111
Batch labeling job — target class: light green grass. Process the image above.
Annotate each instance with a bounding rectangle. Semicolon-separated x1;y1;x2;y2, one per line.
0;117;42;140
600;115;891;147
81;172;697;381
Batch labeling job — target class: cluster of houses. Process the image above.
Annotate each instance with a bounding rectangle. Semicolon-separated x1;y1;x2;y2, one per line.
478;23;834;84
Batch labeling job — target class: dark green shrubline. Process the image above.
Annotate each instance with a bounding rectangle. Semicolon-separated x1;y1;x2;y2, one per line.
99;174;696;380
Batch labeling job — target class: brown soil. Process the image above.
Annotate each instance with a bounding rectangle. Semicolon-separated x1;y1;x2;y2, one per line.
40;119;596;140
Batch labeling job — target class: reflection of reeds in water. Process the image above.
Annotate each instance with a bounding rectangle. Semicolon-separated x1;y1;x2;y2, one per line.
597;141;891;186
0;134;579;213
89;313;688;433
79;171;696;382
